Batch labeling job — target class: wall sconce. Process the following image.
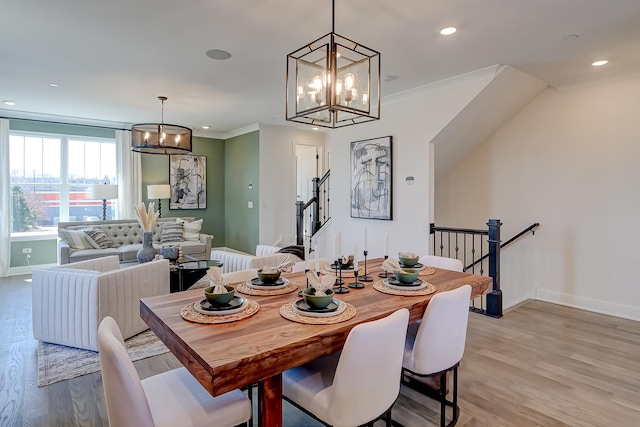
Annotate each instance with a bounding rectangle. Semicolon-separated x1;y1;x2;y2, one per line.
248;183;253;190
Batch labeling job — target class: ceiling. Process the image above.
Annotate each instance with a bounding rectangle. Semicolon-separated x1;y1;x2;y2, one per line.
1;0;640;136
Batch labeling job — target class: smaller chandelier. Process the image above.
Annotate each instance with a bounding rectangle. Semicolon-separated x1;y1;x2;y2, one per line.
131;96;192;155
286;0;380;128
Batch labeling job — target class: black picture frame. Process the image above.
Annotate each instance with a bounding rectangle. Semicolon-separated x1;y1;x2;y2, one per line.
350;136;392;220
169;155;206;209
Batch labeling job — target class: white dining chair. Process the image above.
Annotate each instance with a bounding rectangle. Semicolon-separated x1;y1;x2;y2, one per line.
419;255;463;272
283;308;410;427
98;316;252;427
222;268;260;285
290;257;332;273
402;285;472;427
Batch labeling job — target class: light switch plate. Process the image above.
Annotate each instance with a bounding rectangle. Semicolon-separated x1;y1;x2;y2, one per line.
248;201;253;208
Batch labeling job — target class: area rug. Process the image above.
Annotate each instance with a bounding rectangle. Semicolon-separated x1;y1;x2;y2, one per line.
37;329;169;387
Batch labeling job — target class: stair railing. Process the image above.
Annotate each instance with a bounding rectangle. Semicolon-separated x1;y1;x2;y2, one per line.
430;220;539;318
296;169;331;245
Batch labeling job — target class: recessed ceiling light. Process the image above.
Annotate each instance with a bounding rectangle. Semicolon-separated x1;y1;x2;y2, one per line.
3;100;16;106
312;127;319;130
49;83;58;87
202;125;210;130
592;60;608;67
439;27;457;36
206;49;232;60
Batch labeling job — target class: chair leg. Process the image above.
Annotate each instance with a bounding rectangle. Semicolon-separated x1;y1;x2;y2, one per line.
440;373;447;427
247;384;254;427
451;367;459;426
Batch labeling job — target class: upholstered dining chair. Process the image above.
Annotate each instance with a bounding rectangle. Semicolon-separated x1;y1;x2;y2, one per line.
402;285;472;427
221;268;260;284
283;308;410;427
98;316;252;427
290;257;332;273
419;254;463;272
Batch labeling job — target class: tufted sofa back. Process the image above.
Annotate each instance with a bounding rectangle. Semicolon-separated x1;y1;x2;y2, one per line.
59;217;196;248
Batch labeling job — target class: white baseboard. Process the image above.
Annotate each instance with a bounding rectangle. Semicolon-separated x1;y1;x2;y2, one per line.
535;287;640;322
504;293;534;311
8;263;58;276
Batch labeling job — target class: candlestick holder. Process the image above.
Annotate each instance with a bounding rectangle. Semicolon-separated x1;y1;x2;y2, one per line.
333;258;344;285
357;251;373;282
298;268;311;297
348;267;364;288
379;255;390;278
333;258;349;293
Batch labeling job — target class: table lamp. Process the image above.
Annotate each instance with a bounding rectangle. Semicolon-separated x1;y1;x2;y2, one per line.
147;184;171;218
92;184;119;220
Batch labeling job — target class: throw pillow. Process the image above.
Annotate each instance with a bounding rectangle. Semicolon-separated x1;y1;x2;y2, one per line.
276;245;305;260
161;222;184;244
58;228;94;250
176;218;203;242
84;228;114;249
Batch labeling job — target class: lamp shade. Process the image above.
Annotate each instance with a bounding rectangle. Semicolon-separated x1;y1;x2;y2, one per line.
131;123;192;155
131;96;192;155
147;184;171;200
92;184;119;200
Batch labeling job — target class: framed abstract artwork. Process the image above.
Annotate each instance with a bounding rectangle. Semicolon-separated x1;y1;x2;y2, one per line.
169;155;206;209
350;136;392;220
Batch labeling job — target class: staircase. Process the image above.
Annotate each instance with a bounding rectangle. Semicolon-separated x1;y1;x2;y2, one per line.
295;169;331;245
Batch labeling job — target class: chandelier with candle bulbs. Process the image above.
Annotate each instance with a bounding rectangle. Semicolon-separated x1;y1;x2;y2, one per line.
131;96;192;155
286;0;380;128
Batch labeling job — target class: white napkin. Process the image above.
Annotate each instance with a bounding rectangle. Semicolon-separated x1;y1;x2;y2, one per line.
306;270;336;296
382;257;403;273
261;256;296;273
398;251;418;259
277;256;296;273
207;266;228;293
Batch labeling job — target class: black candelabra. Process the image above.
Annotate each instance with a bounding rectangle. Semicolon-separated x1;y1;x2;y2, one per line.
357;250;373;282
348;265;364;288
378;255;389;278
334;258;349;293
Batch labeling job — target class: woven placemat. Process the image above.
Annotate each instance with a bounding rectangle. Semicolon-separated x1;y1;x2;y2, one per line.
419;266;436;276
180;299;260;324
236;281;298;296
373;280;437;296
280;301;357;325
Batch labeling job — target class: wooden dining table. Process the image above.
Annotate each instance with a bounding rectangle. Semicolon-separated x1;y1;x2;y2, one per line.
140;258;492;427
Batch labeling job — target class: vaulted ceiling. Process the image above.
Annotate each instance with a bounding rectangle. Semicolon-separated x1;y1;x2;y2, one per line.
1;0;639;135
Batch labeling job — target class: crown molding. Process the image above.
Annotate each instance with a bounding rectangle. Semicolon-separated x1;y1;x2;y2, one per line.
382;65;503;106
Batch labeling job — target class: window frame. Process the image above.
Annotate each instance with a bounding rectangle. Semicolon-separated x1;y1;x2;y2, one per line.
9;130;117;238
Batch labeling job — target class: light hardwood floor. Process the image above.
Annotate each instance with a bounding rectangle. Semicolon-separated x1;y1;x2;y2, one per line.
1;274;638;426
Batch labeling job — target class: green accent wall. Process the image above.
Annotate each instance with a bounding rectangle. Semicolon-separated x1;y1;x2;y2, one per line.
10;240;57;267
141;136;226;246
224;131;259;254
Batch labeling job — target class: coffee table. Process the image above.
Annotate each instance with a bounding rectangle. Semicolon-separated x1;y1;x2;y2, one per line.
170;259;223;292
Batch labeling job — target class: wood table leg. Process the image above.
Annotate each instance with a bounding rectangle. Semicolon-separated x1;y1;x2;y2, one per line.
258;373;282;427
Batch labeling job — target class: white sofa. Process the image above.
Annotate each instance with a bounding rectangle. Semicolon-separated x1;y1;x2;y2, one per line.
32;256;170;351
210;245;303;274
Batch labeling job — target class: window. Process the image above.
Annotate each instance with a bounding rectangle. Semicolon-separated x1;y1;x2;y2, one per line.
9;132;117;234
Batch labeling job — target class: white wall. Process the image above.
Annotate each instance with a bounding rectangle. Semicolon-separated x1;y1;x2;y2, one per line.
436;76;640;320
314;74;494;263
258;124;326;246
